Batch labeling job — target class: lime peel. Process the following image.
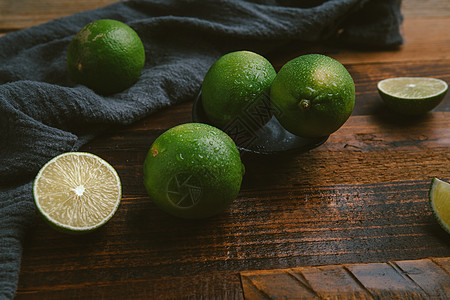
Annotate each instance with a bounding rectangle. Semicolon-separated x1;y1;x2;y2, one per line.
67;19;145;95
143;123;244;219
377;77;448;115
201;50;276;130
33;152;122;233
429;178;450;234
270;54;355;138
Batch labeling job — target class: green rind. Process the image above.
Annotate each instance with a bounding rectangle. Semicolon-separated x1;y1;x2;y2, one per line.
378;89;447;115
270;54;355;138
377;78;448;115
429;177;450;235
143;123;244;219
33;152;122;234
67;19;145;95
201;51;276;130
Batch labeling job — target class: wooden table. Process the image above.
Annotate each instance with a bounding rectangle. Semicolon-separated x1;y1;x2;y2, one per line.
2;0;449;298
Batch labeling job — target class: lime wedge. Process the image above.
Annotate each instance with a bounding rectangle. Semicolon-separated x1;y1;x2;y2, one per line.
33;152;122;233
377;77;448;115
429;178;450;234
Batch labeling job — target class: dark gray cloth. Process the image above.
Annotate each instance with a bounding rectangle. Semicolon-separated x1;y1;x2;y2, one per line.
0;0;402;298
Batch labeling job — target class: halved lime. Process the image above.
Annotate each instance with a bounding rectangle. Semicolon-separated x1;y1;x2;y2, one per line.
33;152;122;233
377;77;448;115
429;178;450;234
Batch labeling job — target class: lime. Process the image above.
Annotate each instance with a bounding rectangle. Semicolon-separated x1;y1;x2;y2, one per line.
33;152;122;233
270;54;355;138
201;50;276;130
429;178;450;234
143;123;245;219
377;77;448;115
67;19;145;95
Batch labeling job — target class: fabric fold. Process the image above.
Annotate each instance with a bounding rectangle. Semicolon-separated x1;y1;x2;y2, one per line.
0;0;403;298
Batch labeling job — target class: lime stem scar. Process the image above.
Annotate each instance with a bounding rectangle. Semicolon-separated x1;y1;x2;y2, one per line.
299;99;310;110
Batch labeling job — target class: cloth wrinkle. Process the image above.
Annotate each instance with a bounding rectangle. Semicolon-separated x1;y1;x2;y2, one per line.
0;0;403;298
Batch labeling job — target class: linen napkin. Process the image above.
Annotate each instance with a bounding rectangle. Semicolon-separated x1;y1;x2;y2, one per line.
0;0;403;298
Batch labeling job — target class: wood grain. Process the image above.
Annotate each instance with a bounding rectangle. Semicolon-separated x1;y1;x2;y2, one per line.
17;107;450;298
241;258;450;299
4;0;449;298
268;16;450;67
396;258;450;297
0;0;448;34
0;0;120;33
401;0;450;17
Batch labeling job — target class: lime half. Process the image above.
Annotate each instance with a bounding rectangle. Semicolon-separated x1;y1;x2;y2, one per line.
429;178;450;234
33;152;122;233
377;77;448;115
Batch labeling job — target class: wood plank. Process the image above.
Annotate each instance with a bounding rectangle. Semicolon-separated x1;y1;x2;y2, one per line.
240;269;319;299
17;111;450;298
239;112;450;187
7;0;450;298
2;3;449;67
344;60;450;115
346;262;427;298
241;258;450;299
83;106;450;189
0;0;120;32
268;16;450;67
291;265;371;299
18;273;244;299
402;0;450;17
113;59;450;134
395;259;450;298
335;17;450;64
0;0;447;34
433;257;450;274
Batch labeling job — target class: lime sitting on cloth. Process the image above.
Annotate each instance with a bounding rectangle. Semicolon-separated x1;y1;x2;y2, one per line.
0;0;404;298
67;19;145;95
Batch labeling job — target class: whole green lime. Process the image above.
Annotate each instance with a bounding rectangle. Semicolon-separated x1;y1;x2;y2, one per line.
67;19;145;95
201;50;277;130
143;123;245;219
270;54;355;138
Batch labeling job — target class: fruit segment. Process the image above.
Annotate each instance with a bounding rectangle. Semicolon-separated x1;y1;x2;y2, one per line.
33;152;122;233
377;77;448;115
429;178;450;234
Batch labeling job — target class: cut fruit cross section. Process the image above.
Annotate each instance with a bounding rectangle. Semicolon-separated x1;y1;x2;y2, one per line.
33;152;121;233
429;178;450;235
377;77;448;115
